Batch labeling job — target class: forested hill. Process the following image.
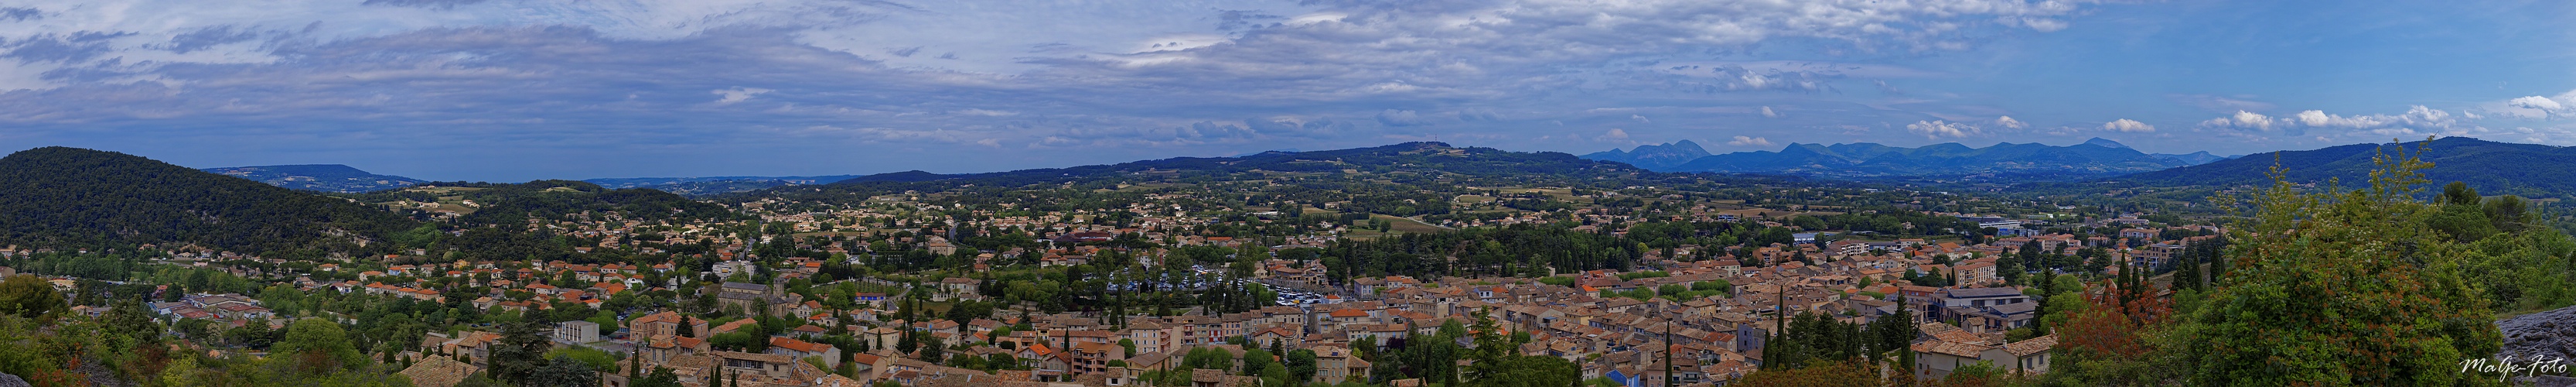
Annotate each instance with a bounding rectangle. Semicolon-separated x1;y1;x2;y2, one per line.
752;142;1662;200
2107;137;2576;198
0;147;419;255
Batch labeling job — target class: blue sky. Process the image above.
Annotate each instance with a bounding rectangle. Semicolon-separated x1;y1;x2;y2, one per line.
0;0;2570;181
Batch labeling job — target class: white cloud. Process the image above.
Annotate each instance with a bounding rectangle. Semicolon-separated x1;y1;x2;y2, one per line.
2508;95;2564;111
1759;106;1781;118
711;87;772;104
2101;118;2155;133
2194;106;2475;139
1597;128;1631;142
1995;115;2027;129
2506;91;2576;119
2199;111;2278;132
1630;115;1652;124
1725;135;1773;147
1905;120;1981;139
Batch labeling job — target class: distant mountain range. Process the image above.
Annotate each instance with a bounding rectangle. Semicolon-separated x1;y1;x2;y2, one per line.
1581;140;1712;170
200;164;426;193
2107;136;2576;198
1583;138;2233;179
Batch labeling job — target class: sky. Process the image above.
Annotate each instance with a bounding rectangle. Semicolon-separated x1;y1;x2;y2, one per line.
0;0;2571;181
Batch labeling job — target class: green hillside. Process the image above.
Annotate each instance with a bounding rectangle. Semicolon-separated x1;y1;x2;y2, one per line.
2109;137;2576;198
0;147;420;255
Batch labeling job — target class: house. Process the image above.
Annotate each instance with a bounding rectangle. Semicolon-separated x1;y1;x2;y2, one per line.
938;277;980;299
630;311;708;339
768;337;843;367
1912;334;2056;379
1312;345;1370;385
1933;287;2031;324
1248;327;1298;350
397;355;480;387
1950;301;2037;334
554;320;600;344
1952;262;1998;286
1072;341;1123;375
868;327;905;352
717;282;774;313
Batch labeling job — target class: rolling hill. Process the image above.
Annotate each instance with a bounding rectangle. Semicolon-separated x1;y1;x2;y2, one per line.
200;164;427;193
342;180;739;224
841;142;1645;186
584;170;949;196
749;142;1690;204
0;147;419;254
2107;136;2576;198
1643;138;2197;179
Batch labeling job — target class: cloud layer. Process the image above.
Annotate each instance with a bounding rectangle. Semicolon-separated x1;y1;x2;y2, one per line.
0;0;2565;179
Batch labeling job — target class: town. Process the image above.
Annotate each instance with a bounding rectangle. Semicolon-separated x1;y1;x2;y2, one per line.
0;162;2242;387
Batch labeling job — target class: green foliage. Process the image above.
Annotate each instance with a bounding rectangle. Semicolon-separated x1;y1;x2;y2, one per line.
0;275;65;318
527;354;605;387
1242;348;1276;377
544;347;620;373
275;318;369;373
713;331;766;352
633;367;685;387
1285;348;1319;382
489;321;555;384
1737;358;1880;386
2183;142;2503;386
1480;355;1579;387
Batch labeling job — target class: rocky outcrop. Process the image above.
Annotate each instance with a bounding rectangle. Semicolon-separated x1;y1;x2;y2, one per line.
2499;305;2576;361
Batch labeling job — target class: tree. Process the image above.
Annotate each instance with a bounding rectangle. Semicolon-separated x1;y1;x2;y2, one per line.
2183;142;2502;385
1285;349;1319;382
1480;355;1580;387
2055;282;2155;361
920;336;947;363
896;330;920;355
489;321;554;384
2441;181;2481;207
102;298;161;344
527;355;603;387
633;367;684;387
1738;358;1878;387
0;275;64;318
2482;194;2532;233
274;318;368;374
1242;348;1276;378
